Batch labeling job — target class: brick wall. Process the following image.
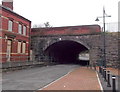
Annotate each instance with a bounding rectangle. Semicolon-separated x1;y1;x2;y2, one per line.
0;5;31;63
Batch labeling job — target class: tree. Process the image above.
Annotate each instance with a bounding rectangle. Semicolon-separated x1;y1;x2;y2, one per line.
32;23;46;28
33;22;52;28
44;22;51;28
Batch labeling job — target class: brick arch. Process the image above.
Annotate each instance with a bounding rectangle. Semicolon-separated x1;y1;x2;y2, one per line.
44;39;90;64
43;37;91;51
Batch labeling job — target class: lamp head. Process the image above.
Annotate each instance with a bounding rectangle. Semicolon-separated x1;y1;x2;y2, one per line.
107;15;111;17
95;17;99;21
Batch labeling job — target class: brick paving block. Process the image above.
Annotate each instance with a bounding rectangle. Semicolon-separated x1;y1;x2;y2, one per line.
40;67;101;91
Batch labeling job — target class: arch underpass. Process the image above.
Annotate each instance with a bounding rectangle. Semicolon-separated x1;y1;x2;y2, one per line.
44;40;89;65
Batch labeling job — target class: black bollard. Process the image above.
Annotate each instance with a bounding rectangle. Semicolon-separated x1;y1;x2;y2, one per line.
101;67;103;75
99;66;101;73
100;66;102;73
102;68;105;78
107;71;111;87
112;75;116;92
104;69;107;81
99;66;100;72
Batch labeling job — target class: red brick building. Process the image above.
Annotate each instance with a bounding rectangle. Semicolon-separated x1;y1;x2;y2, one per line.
0;0;31;63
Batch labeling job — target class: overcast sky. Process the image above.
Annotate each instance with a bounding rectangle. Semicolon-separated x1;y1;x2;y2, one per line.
0;0;119;27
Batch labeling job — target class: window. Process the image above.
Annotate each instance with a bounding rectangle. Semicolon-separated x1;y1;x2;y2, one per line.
18;24;22;34
8;20;13;31
18;41;22;53
6;40;12;61
22;42;26;53
23;26;26;35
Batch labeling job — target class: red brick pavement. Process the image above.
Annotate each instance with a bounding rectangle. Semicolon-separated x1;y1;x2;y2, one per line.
40;67;102;91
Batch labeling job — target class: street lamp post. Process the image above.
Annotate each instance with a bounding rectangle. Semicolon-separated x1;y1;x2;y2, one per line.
95;7;111;68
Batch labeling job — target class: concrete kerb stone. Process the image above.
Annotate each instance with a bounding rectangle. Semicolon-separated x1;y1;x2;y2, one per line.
2;61;57;72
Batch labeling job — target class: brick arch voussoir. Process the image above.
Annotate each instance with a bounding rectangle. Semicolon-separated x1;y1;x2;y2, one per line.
43;38;90;51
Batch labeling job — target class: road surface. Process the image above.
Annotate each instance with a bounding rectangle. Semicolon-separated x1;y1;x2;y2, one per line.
2;64;79;90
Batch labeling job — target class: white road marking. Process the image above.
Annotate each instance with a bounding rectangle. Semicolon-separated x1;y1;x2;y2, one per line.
38;68;76;90
96;71;104;92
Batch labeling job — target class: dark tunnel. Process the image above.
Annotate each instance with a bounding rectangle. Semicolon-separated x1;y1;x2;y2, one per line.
44;40;89;65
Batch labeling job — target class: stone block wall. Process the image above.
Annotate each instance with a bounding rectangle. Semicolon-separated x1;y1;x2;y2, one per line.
31;33;119;68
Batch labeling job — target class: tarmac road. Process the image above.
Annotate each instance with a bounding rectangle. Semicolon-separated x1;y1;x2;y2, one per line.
2;64;79;90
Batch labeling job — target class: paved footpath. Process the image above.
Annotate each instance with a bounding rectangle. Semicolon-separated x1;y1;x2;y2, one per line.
40;67;102;91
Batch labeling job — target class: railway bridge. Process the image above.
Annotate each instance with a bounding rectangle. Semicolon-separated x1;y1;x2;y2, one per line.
31;25;118;67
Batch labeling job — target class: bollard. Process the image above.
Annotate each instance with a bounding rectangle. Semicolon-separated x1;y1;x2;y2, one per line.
100;66;102;73
107;71;111;87
99;66;101;73
112;75;116;92
102;68;105;78
101;67;103;75
94;65;96;71
103;68;106;79
104;69;107;81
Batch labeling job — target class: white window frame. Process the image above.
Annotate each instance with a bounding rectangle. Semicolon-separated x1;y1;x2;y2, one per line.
23;26;26;35
18;24;22;34
18;41;22;53
22;42;26;53
8;20;13;31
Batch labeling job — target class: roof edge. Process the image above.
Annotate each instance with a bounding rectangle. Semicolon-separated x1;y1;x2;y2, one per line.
0;5;31;22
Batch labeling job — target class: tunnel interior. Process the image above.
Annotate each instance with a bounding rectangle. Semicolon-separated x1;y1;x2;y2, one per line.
44;40;89;66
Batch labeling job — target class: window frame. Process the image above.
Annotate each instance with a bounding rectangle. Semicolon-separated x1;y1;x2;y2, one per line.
18;23;22;34
22;42;26;53
17;41;22;53
23;25;26;35
8;20;13;32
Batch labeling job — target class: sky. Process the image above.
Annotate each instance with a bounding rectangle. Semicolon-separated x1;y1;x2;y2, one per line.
0;0;119;28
